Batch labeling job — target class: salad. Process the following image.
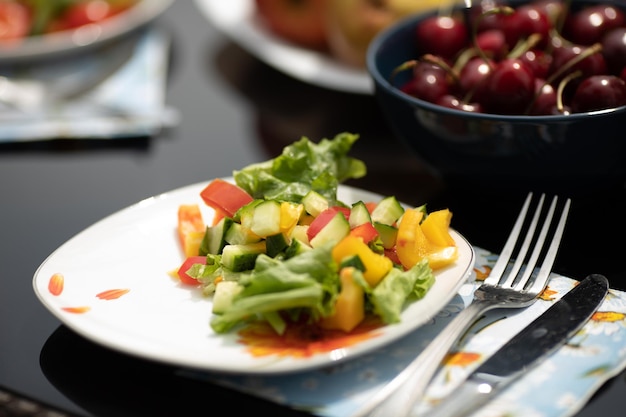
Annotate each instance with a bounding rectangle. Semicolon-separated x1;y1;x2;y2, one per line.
175;132;459;335
0;0;138;44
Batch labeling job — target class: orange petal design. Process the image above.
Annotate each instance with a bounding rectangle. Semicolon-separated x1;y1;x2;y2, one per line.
237;316;383;358
96;289;130;300
48;273;64;296
592;311;626;323
445;351;481;366
539;286;558;301
61;306;91;314
474;265;491;281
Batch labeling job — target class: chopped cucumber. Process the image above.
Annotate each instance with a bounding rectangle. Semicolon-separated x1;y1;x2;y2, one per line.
309;212;350;248
266;233;290;257
373;222;399;249
202;217;234;255
225;222;261;245
349;200;372;228
339;254;366;272
250;200;282;237
212;281;243;314
371;196;404;226
221;242;266;272
285;237;312;259
302;190;328;217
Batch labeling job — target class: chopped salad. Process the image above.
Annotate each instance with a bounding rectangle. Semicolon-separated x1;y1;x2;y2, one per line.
175;132;459;335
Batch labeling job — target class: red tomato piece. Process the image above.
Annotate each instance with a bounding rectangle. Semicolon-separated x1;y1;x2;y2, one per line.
200;178;254;218
349;222;379;244
0;2;31;44
306;206;350;241
177;256;206;285
48;0;135;32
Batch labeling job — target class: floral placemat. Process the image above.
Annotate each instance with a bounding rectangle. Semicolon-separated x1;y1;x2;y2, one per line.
181;246;626;417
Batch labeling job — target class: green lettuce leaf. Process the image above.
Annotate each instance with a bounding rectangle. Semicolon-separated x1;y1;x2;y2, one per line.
232;132;366;204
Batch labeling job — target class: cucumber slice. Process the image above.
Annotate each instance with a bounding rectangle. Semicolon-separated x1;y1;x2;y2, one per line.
373;222;399;249
212;281;243;314
221;242;266;272
225;222;261;245
266;233;290;257
309;212;350;248
285;237;312;259
349;201;372;228
202;217;234;255
302;190;329;217
339;254;366;272
371;196;404;226
250;200;282;237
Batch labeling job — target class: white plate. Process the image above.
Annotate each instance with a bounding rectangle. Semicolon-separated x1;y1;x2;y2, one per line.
33;180;475;374
0;0;174;62
193;0;373;95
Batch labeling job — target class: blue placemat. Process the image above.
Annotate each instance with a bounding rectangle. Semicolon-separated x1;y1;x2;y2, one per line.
0;27;178;141
180;246;626;417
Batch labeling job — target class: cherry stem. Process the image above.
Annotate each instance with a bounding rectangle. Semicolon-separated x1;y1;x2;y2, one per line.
545;43;603;86
556;70;582;113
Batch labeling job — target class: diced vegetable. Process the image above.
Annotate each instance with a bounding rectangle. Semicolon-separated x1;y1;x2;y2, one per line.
332;235;393;287
319;267;365;332
200;178;254;219
309;211;351;248
177;204;205;257
177;256;206;285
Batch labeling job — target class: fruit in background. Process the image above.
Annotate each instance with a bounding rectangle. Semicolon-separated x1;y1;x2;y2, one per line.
325;0;447;67
255;0;329;50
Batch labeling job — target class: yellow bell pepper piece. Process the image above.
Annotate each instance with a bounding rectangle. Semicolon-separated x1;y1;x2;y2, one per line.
319;267;365;332
332;235;393;287
421;209;456;247
396;207;458;270
280;201;303;235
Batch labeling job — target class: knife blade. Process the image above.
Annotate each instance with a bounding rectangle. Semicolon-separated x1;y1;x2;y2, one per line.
423;273;609;417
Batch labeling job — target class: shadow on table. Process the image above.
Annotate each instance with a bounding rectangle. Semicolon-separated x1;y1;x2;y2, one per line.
40;325;311;417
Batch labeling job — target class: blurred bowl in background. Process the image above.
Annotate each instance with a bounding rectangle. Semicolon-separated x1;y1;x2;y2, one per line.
366;0;626;194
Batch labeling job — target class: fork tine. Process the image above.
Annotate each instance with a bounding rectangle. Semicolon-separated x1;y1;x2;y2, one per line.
484;192;534;286
500;193;546;288
510;195;556;290
524;197;571;294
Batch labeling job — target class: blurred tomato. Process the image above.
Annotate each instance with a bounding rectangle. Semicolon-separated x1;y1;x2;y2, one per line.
0;1;31;44
255;0;328;50
48;0;135;32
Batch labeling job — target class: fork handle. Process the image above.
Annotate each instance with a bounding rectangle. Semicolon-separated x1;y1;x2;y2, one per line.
353;299;493;417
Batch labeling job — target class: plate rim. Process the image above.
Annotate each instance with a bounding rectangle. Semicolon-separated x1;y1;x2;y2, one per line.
33;179;475;375
192;0;373;95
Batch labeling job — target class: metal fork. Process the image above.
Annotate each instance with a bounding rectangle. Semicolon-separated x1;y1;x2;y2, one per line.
352;192;571;417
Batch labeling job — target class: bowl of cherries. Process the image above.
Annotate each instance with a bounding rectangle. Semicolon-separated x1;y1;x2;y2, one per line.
367;0;626;192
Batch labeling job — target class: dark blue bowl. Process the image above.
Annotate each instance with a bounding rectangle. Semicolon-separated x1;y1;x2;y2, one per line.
366;0;626;192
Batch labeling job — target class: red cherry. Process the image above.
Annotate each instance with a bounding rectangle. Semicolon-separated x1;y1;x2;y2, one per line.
485;58;535;114
549;44;607;87
436;94;484;113
571;75;626;112
475;29;508;59
500;4;552;49
401;61;450;103
601;27;626;76
458;57;494;104
415;15;468;60
519;49;552;79
528;79;558;115
563;4;625;45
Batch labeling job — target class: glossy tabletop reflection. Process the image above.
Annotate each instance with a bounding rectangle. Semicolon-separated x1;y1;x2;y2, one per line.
1;1;625;416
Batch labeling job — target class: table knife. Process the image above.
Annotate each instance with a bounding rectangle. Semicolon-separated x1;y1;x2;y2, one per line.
423;273;609;417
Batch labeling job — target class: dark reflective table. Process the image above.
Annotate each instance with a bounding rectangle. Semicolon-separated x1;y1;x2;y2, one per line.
1;2;625;416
